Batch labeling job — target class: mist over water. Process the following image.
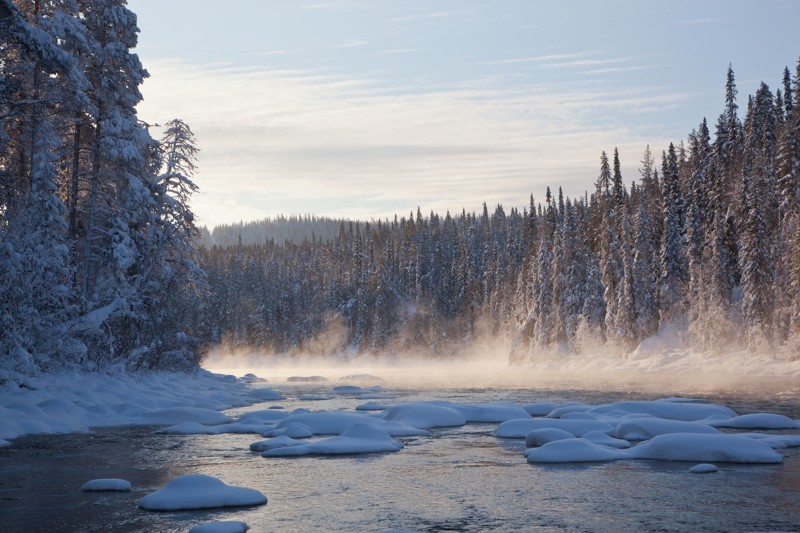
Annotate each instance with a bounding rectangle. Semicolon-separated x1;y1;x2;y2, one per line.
204;340;800;397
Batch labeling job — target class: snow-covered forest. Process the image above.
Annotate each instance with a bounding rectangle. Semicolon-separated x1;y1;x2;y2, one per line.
2;0;800;379
198;64;800;360
0;0;203;379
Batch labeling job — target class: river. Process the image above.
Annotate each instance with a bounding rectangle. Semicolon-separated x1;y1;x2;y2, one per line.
1;375;799;532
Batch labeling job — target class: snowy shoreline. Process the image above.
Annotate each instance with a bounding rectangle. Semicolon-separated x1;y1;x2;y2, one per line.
0;369;275;446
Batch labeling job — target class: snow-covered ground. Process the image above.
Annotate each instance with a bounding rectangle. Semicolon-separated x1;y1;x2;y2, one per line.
0;369;281;444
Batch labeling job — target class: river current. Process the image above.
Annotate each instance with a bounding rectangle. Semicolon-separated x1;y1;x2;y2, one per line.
1;376;799;532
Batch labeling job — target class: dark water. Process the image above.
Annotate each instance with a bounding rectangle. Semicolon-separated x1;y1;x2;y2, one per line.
2;385;800;533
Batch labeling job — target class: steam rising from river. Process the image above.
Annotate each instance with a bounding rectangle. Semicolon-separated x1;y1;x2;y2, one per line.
204;332;800;396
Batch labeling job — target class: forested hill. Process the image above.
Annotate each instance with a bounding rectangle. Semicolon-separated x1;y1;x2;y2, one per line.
1;0;203;379
195;63;800;360
201;216;363;248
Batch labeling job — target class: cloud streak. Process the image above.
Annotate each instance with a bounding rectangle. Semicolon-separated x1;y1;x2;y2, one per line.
138;59;683;227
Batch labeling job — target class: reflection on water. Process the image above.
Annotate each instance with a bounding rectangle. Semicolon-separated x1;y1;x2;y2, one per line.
1;385;799;532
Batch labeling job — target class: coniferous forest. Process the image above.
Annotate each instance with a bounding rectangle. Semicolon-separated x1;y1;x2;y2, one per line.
197;64;800;361
2;0;800;379
1;0;203;378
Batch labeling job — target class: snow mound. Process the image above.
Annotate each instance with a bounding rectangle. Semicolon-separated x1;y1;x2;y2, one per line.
525;438;624;463
495;418;613;438
240;373;268;383
523;402;570;417
443;402;531;423
249;436;307;452
357;393;397;400
382;402;467;429
81;478;132;492
689;463;718;474
356;402;388;411
268;412;375;436
135;407;233;426
615;419;720;440
154;422;220;435
546;404;594;418
137;474;267;511
525;428;575;447
287;376;328;382
588;401;736;422
265;422;314;439
627;433;784;463
266;412;426;437
583;430;631;449
189;521;250;533
709;413;799;429
261;423;403;457
245;388;284;401
738;433;800;449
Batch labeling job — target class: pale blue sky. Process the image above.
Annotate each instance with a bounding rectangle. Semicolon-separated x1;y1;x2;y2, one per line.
129;0;800;227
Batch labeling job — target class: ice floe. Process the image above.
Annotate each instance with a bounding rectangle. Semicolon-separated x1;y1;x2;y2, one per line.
138;474;267;511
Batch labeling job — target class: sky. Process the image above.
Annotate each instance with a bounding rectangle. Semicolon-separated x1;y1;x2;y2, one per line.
129;0;800;229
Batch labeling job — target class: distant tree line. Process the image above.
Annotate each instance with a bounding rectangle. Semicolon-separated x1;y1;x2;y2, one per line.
0;0;203;379
199;215;361;249
198;63;800;360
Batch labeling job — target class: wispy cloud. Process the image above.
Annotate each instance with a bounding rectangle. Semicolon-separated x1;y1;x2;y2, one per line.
541;57;635;69
331;39;369;49
479;52;599;66
374;48;425;55
390;10;474;23
584;65;653;75
138;59;681;227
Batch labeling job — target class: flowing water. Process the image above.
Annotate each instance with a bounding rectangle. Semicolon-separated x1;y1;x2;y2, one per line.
2;376;800;532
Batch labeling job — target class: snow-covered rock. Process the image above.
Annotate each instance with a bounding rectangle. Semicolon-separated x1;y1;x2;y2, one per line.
137;474;267;511
627;433;784;463
689;463;718;473
135;407;233;426
356;402;388;411
614;418;720;440
240;373;268;383
495;418;614;438
588;401;736;422
382;402;467;429
582;430;631;449
523;402;568;417
524;428;575;447
189;521;249;533
525;438;624;463
261;423;403;457
709;413;799;429
249;436;307;452
287;376;328;382
81;479;132;492
443;402;531;423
